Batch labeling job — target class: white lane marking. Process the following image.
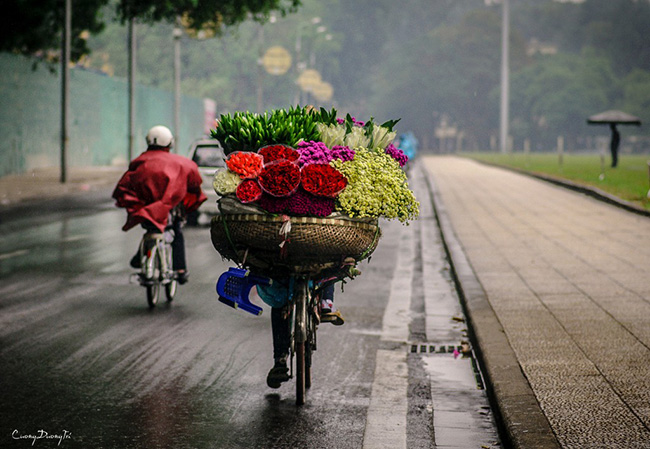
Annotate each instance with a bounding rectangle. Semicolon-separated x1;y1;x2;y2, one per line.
62;234;90;242
362;349;409;449
363;222;414;448
0;249;29;261
381;223;414;342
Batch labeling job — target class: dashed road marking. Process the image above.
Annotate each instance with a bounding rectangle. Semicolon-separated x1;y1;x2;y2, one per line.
0;249;29;261
381;223;414;343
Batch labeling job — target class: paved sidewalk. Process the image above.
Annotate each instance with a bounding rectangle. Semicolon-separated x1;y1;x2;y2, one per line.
0;166;125;208
422;156;650;449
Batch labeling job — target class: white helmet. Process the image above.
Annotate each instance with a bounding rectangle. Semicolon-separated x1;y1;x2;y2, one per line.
146;125;174;148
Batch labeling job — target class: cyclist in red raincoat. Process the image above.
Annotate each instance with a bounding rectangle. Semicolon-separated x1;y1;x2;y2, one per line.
113;125;207;283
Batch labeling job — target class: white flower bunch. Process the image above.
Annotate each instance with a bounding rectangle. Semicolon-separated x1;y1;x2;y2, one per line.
213;168;241;195
316;122;346;148
370;124;396;151
344;126;371;149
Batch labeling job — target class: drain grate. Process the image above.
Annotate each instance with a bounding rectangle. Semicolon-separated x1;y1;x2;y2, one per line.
409;343;463;354
410;341;486;390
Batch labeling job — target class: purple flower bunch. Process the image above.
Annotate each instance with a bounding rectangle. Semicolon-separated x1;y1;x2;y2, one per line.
297;141;355;165
330;145;356;162
258;189;335;217
385;143;409;167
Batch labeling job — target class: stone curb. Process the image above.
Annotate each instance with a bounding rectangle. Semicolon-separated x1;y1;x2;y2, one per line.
420;164;561;449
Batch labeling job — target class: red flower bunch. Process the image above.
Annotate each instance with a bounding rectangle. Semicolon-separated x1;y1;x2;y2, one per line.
226;152;263;179
301;164;348;198
258;144;299;164
258;160;301;197
236;179;262;203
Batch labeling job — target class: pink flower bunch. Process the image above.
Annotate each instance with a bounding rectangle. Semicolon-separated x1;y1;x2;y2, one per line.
258;189;335;217
297;141;331;165
385;143;409;167
297;141;355;165
336;117;365;127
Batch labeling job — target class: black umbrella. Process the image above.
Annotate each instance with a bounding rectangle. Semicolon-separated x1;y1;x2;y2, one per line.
587;110;641;168
587;110;641;126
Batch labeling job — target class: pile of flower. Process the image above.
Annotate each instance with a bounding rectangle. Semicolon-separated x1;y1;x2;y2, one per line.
212;106;419;223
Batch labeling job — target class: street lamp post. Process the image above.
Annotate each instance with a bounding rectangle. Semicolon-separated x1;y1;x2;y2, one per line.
128;18;136;161
173;22;182;153
294;17;321;104
60;0;71;183
499;0;510;154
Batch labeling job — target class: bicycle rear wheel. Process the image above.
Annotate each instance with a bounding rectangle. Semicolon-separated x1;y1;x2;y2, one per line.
165;279;177;301
146;250;161;308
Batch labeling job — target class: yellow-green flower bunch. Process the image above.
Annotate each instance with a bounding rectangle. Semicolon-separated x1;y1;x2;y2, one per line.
212;168;241;195
331;148;419;223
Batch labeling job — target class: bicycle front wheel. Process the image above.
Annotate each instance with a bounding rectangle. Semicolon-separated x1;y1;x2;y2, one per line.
296;341;306;405
294;279;310;406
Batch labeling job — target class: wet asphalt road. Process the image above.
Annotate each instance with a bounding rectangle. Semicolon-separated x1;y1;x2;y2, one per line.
0;164;500;449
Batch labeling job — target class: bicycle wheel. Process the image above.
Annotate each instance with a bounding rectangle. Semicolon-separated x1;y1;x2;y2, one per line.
296;341;306;405
146;250;161;308
163;240;178;302
305;341;312;390
294;279;309;405
165;279;177;302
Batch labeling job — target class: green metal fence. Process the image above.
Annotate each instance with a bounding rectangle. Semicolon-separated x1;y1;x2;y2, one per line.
0;53;210;177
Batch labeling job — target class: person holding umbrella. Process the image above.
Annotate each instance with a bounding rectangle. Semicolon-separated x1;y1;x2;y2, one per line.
609;123;621;168
587;110;641;168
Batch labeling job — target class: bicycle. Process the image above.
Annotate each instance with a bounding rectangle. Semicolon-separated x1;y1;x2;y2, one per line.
132;209;185;308
217;262;359;405
291;274;347;405
212;213;380;405
136;229;177;308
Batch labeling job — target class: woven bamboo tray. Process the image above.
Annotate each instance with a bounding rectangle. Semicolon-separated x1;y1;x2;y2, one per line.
211;214;381;274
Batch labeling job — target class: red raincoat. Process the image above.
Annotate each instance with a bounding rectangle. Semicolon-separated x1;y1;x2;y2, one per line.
112;149;207;232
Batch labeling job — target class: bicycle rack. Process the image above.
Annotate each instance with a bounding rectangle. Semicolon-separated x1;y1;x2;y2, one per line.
216;267;272;316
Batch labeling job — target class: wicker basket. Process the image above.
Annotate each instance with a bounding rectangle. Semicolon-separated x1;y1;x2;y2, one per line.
211;214;381;274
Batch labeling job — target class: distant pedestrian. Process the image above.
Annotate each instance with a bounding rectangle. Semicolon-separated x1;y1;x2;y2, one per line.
610;124;620;168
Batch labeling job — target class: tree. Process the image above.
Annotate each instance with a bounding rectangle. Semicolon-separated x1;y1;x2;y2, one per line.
509;51;618;149
1;0;301;63
621;69;650;125
1;0;108;61
369;5;527;150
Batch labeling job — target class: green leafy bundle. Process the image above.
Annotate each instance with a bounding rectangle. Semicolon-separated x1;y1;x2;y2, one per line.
211;106;321;155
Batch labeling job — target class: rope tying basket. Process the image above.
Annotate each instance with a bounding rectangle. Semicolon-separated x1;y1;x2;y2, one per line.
211;214;381;275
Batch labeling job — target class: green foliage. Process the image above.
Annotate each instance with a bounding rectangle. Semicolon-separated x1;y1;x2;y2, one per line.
1;0;108;62
211;106;321;154
1;0;301;64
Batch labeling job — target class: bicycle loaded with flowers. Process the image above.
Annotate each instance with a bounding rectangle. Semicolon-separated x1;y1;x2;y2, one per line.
209;105;419;308
208;106;419;402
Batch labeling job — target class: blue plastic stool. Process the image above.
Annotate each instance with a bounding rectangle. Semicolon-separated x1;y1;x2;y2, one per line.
216;267;272;316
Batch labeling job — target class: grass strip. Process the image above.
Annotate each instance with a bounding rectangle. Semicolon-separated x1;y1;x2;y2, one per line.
460;152;650;211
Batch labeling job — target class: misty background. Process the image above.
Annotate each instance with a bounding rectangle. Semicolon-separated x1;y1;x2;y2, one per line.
4;0;650;158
